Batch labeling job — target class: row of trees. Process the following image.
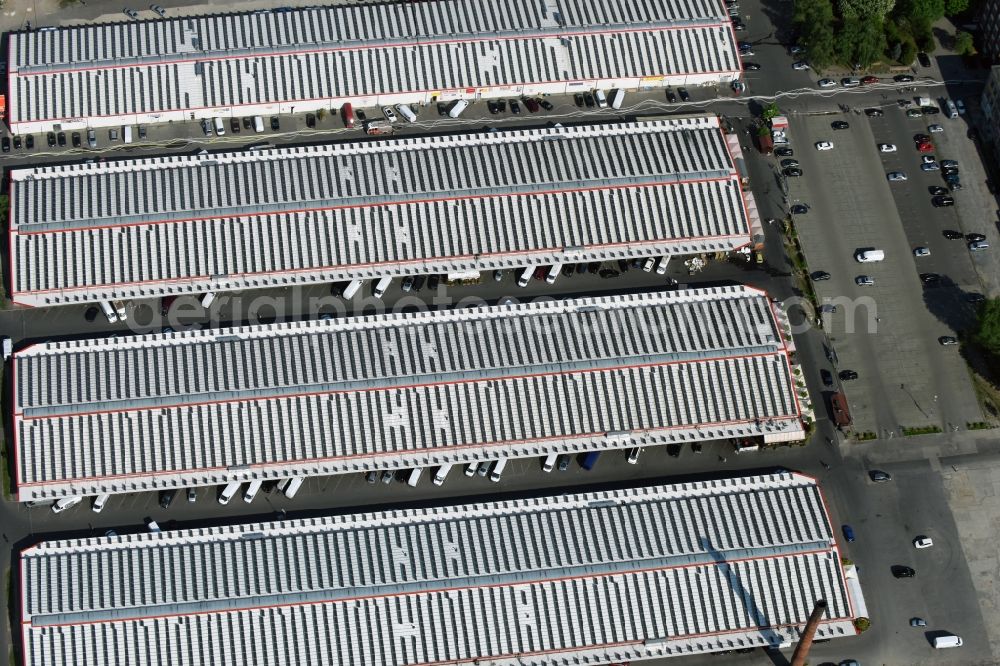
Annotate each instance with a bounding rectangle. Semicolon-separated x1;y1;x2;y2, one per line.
793;0;974;69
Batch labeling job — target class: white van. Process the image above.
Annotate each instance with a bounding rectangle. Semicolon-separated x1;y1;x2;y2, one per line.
201;292;216;308
465;461;480;477
518;266;535;287
214;117;226;135
122;126;133;144
406;468;422;487
52;496;83;514
218;480;241;505
100;301;119;323
542;453;558;472
433;463;453;486
92;493;110;513
283;476;304;498
489;458;507;482
545;264;562;284
448;99;469;118
342;279;364;299
253;116;265;133
855;249;885;263
610;89;625;110
594;90;608;108
373;276;392;298
932;635;963;648
243;479;263;503
396;104;418;123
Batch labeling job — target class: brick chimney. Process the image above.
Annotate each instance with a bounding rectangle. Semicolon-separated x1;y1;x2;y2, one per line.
790;599;828;666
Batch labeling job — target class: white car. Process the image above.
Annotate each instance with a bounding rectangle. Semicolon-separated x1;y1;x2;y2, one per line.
817;78;836;88
878;143;896;153
887;171;907;181
913;536;933;549
792;61;810;71
913;247;930;257
969;240;990;251
815;141;834;151
855;275;874;286
382;106;398;123
920;162;940;172
928;124;944;133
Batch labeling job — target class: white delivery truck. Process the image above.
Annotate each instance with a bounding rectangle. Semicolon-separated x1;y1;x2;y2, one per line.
243;479;263;503
594;90;608;108
283;477;304;498
433;464;453;486
518;266;536;287
448;100;469;118
373;276;392;298
342;279;364;299
855;249;885;263
123;126;133;144
932;635;963;648
254;116;265;133
489;458;507;482
214;117;226;135
610;89;625;110
201;292;216;308
406;468;422;487
100;302;118;323
545;264;562;284
396;104;418;123
542;453;558;472
218;481;241;504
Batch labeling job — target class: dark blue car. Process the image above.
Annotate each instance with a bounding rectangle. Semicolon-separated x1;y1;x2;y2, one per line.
842;524;855;542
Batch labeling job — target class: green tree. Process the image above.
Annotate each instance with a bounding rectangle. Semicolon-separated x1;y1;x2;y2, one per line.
762;102;781;121
794;0;838;67
946;0;969;14
856;18;888;65
837;18;863;63
841;0;896;18
974;299;1000;357
899;37;918;63
954;30;976;54
897;0;945;21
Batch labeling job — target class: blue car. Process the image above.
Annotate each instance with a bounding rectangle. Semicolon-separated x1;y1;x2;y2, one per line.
842;524;855;542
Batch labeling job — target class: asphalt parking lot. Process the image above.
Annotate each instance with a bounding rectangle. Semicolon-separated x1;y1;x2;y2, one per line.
786;113;982;438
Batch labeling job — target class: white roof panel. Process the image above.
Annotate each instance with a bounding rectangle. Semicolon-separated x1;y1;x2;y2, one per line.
10;117;753;307
20;473;857;666
13;286;804;500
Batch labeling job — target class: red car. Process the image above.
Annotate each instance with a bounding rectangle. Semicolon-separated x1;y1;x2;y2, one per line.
917;141;934;153
861;75;879;84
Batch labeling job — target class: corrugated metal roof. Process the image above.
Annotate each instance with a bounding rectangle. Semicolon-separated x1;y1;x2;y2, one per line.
8;0;739;125
20;473;857;666
10;117;753;307
13;286;804;500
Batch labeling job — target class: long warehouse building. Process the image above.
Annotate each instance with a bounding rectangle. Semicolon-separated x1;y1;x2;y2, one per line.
13;285;807;502
20;473;860;666
7;0;742;134
9;116;757;308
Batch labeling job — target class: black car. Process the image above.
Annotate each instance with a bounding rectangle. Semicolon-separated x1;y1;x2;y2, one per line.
932;195;955;207
510;100;521;114
831;120;850;130
618;259;631;272
496;99;507;113
929;186;949;195
243;117;253;130
738;41;752;51
666;443;682;457
0;137;9;153
539;100;554;111
820;369;834;386
57;132;66;147
583;92;595;107
437;102;448;116
920;272;941;284
411;275;426;292
921;105;939;115
270;116;280;130
781;158;800;168
864;108;883;117
775;147;793;157
587;262;601;274
967;292;986;303
26;134;34;149
598;268;621;279
914;133;931;143
894;74;915;82
427;274;441;290
666;88;677;103
12;135;21;150
488;100;499;114
71;132;81;148
943;230;964;239
967;233;987;242
47;132;56;147
557;454;571;471
917;52;931;67
839;370;859;380
356;110;367;122
678;87;690;101
783;167;803;177
159;489;176;509
743;62;761;71
892;565;916;578
791;204;809;214
524;98;540;112
812;271;831;281
733;19;746;30
942;167;959;177
306;113;316;128
231;117;241;133
869;469;892;482
574;93;585;107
